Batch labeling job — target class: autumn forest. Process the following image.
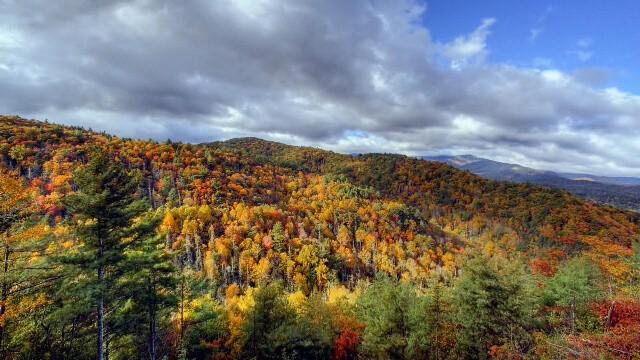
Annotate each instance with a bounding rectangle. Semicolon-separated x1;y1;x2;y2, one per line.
1;115;640;359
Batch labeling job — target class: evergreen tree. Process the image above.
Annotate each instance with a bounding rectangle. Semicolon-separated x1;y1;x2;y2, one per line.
275;293;333;359
544;257;603;333
356;276;442;360
241;282;295;359
172;272;225;360
413;279;453;360
453;253;536;359
60;151;151;360
117;212;177;360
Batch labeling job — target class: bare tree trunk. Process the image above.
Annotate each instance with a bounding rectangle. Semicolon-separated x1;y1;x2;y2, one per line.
148;179;156;209
569;296;576;334
605;301;616;329
97;234;105;360
0;242;10;355
97;264;105;360
149;280;157;360
179;265;185;354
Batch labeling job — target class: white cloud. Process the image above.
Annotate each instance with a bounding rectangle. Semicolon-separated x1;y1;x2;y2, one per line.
568;38;594;62
528;5;553;43
441;18;496;69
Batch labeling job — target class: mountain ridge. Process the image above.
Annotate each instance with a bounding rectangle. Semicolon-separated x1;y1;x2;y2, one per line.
422;154;640;211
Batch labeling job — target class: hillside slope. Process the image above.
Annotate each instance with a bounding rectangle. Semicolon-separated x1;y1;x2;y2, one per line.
2;117;638;270
213;138;639;256
2;116;640;358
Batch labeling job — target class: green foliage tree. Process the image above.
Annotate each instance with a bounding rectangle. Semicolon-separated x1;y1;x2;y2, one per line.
453;253;537;359
418;279;453;360
544;257;603;333
275;293;333;359
60;151;151;360
356;276;444;359
180;292;226;360
241;282;295;359
271;222;285;253
627;237;640;298
116;213;177;360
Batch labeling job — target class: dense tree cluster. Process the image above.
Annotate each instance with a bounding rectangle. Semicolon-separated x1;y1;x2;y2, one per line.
0;115;639;359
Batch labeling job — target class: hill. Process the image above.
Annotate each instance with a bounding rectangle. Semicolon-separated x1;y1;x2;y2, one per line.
214;137;639;251
1;115;640;359
423;154;640;211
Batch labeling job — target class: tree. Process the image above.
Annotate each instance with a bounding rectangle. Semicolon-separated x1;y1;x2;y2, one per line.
241;282;295;359
453;253;537;359
0;172;31;352
117;213;176;360
416;279;454;360
271;222;285;253
179;291;226;360
544;257;603;333
278;293;334;359
61;151;150;360
627;237;640;298
356;276;441;359
0;172;54;356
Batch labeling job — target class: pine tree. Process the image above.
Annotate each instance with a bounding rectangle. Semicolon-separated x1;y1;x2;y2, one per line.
356;276;440;360
241;282;294;359
61;151;150;360
117;211;176;360
544;257;603;333
453;252;536;359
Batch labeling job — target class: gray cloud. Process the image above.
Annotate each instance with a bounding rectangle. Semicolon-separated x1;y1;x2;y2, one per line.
1;0;639;176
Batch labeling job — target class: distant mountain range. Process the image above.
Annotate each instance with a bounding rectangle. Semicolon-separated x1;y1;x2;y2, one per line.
422;155;640;211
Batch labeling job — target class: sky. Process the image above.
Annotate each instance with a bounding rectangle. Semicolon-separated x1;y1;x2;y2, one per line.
1;0;639;176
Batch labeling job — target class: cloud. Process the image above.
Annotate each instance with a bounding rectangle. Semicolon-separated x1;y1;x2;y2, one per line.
572;68;610;87
569;50;593;62
532;57;554;68
568;38;593;62
577;38;592;48
0;0;639;176
528;5;553;42
441;18;496;69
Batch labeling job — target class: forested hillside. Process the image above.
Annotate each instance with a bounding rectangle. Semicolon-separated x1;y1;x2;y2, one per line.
1;115;640;359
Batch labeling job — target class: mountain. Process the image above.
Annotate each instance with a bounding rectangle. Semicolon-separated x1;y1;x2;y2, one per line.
423;155;554;181
559;172;640;186
423;155;640;211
